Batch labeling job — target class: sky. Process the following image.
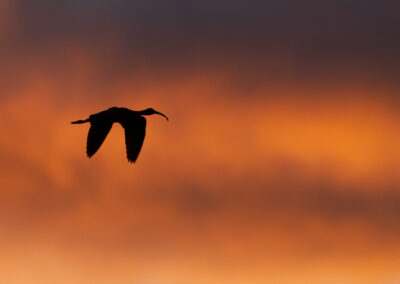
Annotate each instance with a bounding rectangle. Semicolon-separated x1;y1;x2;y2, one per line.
1;0;400;283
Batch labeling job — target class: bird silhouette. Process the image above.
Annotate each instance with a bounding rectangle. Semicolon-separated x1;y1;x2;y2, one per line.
71;107;168;163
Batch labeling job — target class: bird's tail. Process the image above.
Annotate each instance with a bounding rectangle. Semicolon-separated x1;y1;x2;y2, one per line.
71;119;89;124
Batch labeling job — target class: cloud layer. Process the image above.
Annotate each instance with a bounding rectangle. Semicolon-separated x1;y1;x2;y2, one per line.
1;1;400;283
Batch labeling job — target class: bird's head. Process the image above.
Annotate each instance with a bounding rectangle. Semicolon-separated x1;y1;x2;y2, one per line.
142;108;169;121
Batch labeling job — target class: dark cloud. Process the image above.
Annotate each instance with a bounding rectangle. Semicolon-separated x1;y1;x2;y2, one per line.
6;0;398;81
2;0;400;105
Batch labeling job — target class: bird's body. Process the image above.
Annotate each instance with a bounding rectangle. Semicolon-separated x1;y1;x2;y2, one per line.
71;107;168;163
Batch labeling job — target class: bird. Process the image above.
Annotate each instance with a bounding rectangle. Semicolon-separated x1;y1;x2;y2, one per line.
71;107;168;163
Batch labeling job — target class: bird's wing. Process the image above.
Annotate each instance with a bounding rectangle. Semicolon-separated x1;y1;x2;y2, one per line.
86;120;113;158
120;116;146;163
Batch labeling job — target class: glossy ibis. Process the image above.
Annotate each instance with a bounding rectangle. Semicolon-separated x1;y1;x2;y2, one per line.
71;107;168;163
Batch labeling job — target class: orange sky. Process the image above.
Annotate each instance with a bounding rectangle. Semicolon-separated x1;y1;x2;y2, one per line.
1;67;400;283
1;1;400;283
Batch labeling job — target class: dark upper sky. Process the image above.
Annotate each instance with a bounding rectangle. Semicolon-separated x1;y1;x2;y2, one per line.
8;0;400;79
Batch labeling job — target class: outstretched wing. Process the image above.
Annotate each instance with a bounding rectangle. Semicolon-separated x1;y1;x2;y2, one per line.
120;116;146;163
86;120;113;158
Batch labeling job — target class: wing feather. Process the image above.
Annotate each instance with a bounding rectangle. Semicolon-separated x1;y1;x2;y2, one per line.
120;116;146;163
86;121;113;158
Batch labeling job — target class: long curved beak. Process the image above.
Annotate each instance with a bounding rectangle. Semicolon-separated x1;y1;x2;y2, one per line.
155;111;169;121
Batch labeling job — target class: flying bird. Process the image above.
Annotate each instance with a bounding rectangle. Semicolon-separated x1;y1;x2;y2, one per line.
71;107;168;163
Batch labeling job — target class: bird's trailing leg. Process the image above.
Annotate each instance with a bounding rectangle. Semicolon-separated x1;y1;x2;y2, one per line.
71;118;90;124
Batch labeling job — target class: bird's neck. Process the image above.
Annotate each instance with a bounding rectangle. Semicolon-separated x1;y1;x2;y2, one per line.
137;109;152;116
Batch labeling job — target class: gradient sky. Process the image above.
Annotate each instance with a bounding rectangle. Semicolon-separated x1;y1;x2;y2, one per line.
1;1;400;283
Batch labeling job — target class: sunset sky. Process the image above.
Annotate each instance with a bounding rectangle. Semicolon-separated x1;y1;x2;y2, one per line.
1;1;400;283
